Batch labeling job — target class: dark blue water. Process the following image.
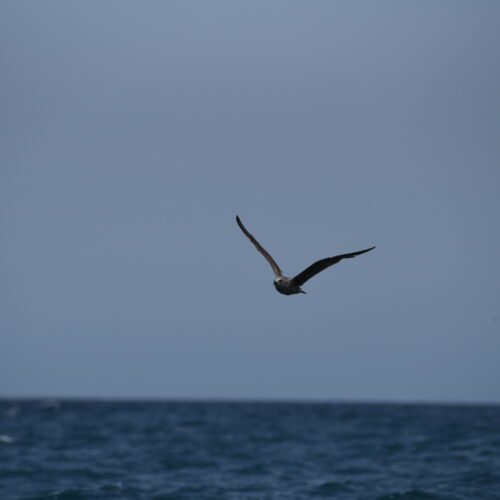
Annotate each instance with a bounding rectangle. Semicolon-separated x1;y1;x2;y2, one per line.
1;400;499;499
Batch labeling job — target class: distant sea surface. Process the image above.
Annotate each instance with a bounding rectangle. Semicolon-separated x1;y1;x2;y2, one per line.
1;400;499;500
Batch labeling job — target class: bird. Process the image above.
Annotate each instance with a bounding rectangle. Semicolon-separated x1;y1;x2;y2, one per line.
236;215;375;295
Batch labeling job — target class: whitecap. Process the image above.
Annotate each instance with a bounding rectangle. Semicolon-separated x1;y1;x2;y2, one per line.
0;434;15;444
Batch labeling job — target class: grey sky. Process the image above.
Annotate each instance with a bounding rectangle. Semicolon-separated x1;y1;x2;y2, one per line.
1;1;499;403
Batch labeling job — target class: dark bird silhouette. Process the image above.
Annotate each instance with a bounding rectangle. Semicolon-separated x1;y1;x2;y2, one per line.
236;215;375;295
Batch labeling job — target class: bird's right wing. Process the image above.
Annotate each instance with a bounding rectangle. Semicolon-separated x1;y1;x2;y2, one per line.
236;216;283;278
292;246;375;286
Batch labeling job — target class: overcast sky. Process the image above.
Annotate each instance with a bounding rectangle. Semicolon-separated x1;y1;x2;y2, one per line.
1;1;499;403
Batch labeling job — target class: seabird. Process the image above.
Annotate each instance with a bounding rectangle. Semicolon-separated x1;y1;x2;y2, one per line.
236;215;375;295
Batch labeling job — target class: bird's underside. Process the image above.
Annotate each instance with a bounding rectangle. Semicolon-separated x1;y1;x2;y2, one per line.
236;215;375;295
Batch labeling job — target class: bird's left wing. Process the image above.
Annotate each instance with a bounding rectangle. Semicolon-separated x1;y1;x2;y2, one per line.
236;216;283;278
292;246;375;286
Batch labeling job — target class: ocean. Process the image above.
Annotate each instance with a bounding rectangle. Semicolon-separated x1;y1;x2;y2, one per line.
1;400;499;500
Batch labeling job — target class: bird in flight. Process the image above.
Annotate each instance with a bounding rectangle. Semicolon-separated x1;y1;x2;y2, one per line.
236;215;375;295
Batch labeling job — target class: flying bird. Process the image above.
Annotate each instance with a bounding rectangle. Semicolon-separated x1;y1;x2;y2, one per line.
236;215;375;295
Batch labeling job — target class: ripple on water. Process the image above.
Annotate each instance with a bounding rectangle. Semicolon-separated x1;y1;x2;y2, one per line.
309;480;354;496
375;490;462;500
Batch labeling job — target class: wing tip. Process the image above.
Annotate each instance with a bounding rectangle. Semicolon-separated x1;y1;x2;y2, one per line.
359;246;376;255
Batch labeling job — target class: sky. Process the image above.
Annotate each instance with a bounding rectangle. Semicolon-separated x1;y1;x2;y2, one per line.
1;1;499;403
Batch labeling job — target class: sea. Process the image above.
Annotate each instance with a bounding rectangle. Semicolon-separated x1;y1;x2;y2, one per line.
1;400;499;500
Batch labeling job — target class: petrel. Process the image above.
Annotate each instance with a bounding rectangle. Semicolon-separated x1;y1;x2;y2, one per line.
236;215;375;295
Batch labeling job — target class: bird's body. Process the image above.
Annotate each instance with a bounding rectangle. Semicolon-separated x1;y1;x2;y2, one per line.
236;215;374;295
273;276;306;295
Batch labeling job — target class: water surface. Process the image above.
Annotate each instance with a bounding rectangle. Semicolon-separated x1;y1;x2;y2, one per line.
1;400;499;499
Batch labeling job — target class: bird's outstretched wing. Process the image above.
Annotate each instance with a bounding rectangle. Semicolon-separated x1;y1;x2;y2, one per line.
292;246;375;286
236;216;283;278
